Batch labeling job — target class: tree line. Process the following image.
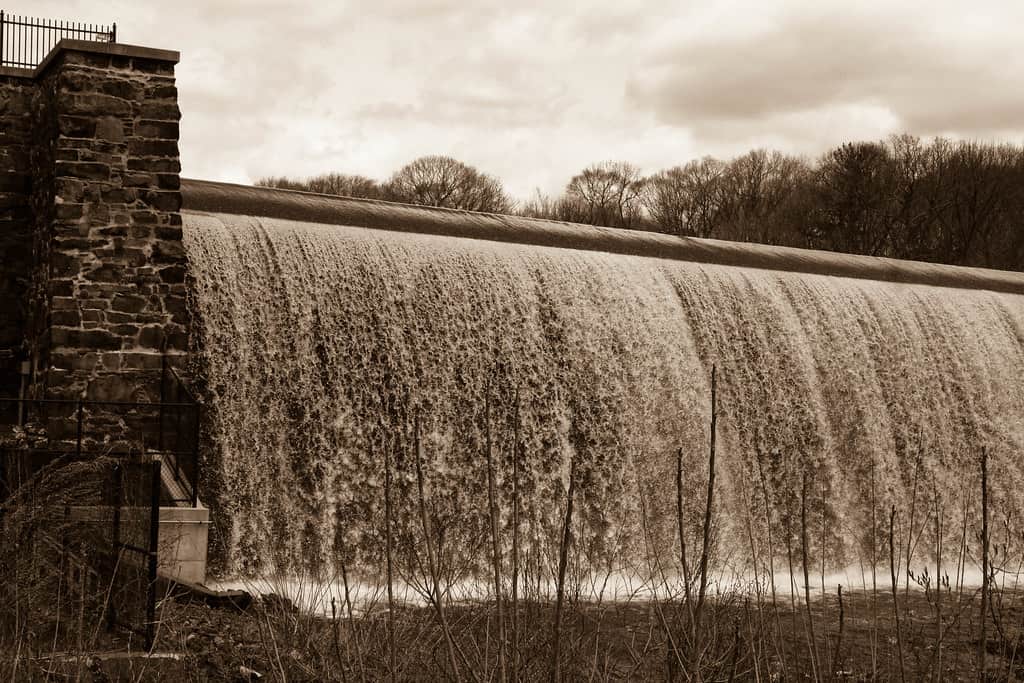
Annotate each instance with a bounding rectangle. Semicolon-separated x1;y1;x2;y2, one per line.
257;135;1024;272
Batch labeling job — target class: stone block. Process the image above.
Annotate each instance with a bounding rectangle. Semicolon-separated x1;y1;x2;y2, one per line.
156;226;183;240
55;178;87;202
55;161;110;181
120;351;165;370
58;115;96;138
55;328;122;351
110;323;141;336
127;157;180;173
86;373;136;402
51;351;99;372
95;116;125;142
136;120;179;140
68;93;133;117
55;203;84;220
84;264;125;283
137;102;180;121
101;187;135;204
129;139;179;158
138;325;165;349
142;190;182;212
158;264;186;283
98;79;144;102
129;58;175;76
153;241;185;262
50;309;82;327
110;294;149;313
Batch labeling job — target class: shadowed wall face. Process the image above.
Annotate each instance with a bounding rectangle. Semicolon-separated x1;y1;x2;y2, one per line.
0;76;35;399
184;211;1024;578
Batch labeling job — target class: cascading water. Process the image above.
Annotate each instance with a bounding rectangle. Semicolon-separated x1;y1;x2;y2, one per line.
182;209;1024;583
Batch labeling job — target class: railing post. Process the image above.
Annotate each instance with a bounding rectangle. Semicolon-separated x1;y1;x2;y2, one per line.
1;11;6;66
145;458;161;651
110;22;116;43
107;462;123;631
192;404;200;507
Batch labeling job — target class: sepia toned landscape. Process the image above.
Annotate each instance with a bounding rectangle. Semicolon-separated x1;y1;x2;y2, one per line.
2;3;1024;681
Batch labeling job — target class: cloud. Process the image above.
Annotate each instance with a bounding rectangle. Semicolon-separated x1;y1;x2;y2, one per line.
627;5;1024;141
20;0;1024;200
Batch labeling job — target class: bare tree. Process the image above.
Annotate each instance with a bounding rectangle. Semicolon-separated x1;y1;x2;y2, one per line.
564;161;646;228
517;190;588;223
939;141;1022;267
256;137;1024;272
256;172;384;199
642;157;728;238
718;149;811;246
806;142;898;256
386;155;512;213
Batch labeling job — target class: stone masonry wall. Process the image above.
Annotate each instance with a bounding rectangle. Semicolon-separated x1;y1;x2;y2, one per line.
36;46;186;406
0;75;35;402
0;41;184;442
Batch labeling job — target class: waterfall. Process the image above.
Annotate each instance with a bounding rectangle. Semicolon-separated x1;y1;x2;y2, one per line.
183;210;1024;580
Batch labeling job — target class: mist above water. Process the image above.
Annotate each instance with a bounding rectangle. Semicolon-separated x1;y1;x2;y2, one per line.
183;212;1024;581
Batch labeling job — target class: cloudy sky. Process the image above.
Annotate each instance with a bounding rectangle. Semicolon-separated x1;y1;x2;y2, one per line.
21;0;1024;199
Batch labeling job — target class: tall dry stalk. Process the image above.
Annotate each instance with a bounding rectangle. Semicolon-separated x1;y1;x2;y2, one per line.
377;438;398;683
330;597;348;683
932;486;944;678
550;454;577;683
337;540;366;683
511;390;522;679
800;472;820;682
484;390;508;683
756;455;787;677
889;505;906;683
692;364;718;653
743;486;765;680
676;446;694;610
832;584;845;679
980;447;990;678
904;453;923;599
819;480;830;677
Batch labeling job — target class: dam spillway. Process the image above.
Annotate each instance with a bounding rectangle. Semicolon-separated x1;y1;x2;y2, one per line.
181;180;1024;579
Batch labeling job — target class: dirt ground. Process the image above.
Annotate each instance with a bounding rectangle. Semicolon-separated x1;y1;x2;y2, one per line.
12;584;1024;681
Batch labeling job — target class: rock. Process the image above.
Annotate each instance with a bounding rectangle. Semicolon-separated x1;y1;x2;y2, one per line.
239;665;263;680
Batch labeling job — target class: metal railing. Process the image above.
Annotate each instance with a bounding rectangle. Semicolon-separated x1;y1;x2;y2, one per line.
158;358;202;507
0;11;115;69
0;357;201;507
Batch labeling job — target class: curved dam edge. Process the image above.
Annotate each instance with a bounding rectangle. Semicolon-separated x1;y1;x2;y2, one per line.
181;178;1024;295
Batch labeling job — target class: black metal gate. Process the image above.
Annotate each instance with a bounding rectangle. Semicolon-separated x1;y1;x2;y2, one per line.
0;452;163;650
107;457;162;649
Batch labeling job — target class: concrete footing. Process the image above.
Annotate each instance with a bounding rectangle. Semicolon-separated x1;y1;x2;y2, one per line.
158;505;210;584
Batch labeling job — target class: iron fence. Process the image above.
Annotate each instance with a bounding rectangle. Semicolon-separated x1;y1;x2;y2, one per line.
0;453;161;650
0;11;115;69
0;357;201;507
0;358;196;650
